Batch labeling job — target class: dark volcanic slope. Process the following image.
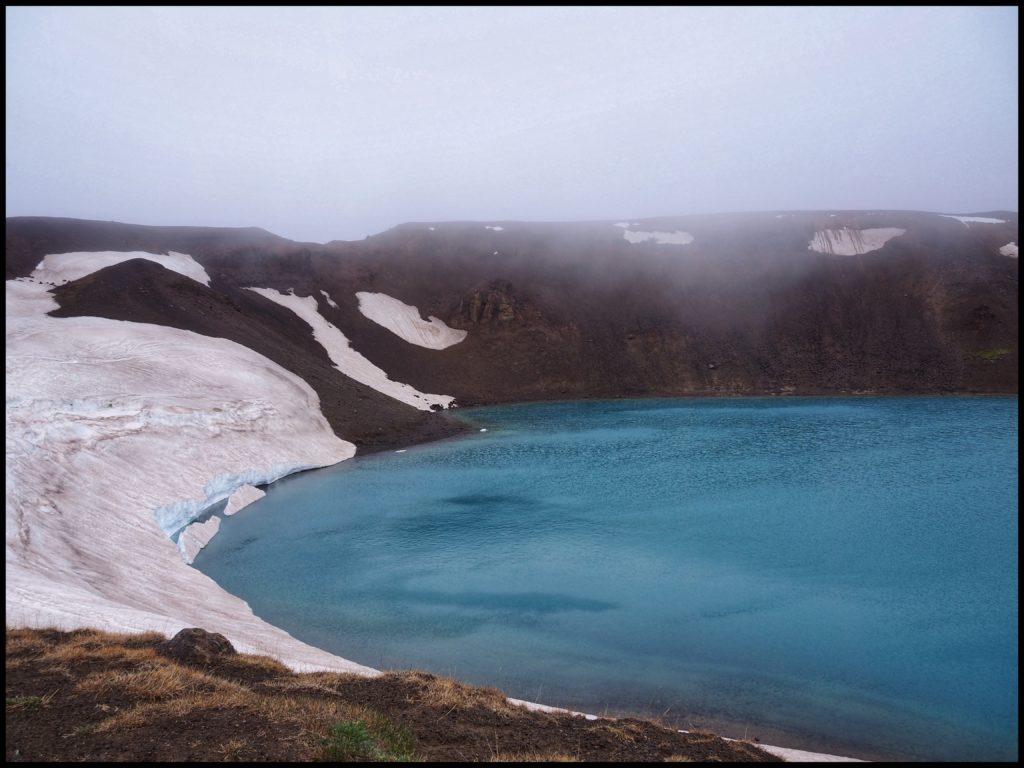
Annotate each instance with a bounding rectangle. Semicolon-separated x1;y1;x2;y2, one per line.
7;211;1017;447
47;259;468;453
308;212;1018;400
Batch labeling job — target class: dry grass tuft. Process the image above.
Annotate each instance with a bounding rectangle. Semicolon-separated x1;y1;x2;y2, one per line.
388;670;522;716
6;692;57;711
260;677;347;698
219;652;292;676
490;752;581;762
215;738;248;762
683;729;720;745
594;721;645;744
43;643;158;665
5;629;52;657
77;662;245;700
94;687;259;732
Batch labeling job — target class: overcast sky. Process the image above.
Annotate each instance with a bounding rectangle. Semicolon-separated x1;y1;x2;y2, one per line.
5;6;1019;243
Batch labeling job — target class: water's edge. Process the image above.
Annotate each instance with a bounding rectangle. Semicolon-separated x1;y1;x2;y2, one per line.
196;395;1019;762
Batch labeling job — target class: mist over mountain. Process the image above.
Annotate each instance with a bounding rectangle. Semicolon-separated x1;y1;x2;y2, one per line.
8;211;1017;451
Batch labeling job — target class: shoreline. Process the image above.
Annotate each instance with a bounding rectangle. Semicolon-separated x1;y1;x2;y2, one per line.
201;392;1017;762
201;397;954;762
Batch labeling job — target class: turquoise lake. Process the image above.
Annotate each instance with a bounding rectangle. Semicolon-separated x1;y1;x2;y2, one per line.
196;397;1018;761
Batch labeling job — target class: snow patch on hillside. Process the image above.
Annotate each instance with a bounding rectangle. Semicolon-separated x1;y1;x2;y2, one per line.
485;225;504;231
939;215;1007;226
247;288;456;410
808;228;906;255
999;242;1018;258
356;291;467;350
32;250;211;286
6;275;368;673
622;229;695;246
320;290;339;309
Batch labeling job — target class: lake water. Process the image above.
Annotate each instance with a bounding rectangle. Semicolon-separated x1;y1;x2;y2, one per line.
197;397;1018;761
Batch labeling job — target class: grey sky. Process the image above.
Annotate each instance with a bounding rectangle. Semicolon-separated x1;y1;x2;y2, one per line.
5;6;1018;243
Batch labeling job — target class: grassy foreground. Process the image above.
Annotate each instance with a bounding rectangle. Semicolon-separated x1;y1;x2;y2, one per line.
5;627;781;762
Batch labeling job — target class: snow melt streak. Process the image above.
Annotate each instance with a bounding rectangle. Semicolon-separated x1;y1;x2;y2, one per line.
246;288;455;410
320;290;340;309
622;229;695;246
939;215;1007;226
808;228;906;255
356;291;467;350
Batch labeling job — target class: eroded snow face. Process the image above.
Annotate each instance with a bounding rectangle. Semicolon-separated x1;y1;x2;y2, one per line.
33;250;211;286
621;229;695;246
246;288;456;410
179;516;221;564
356;291;468;351
224;484;266;516
808;228;906;255
999;242;1018;258
939;215;1007;226
6;276;367;673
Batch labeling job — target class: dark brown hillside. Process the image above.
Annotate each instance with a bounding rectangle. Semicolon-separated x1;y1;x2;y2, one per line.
7;210;1017;447
302;212;1017;401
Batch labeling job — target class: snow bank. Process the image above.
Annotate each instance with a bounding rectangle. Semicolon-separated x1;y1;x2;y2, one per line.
246;287;456;410
320;289;340;309
6;274;370;674
356;291;467;350
808;228;905;255
939;215;1007;226
622;229;695;246
754;744;864;762
998;242;1018;258
225;484;266;516
32;250;211;286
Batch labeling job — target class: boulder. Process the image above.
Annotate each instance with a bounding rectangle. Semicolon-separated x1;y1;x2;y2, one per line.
156;627;236;666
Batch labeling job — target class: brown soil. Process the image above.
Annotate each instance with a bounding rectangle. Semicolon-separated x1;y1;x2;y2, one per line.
6;628;781;763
